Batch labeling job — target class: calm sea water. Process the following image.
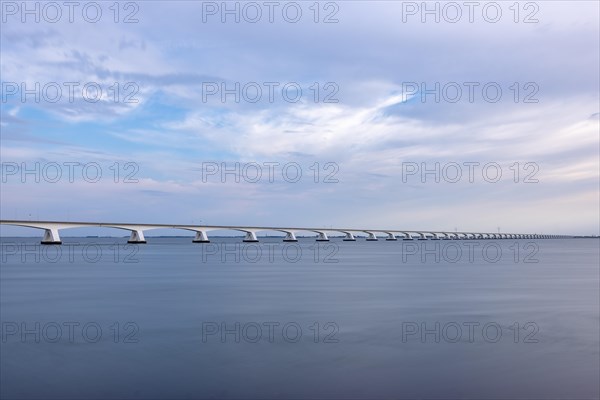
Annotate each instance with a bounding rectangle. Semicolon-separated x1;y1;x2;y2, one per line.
1;237;598;399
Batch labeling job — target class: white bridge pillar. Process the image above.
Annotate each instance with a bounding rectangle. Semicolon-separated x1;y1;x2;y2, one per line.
243;231;259;242
127;230;147;244
193;231;210;243
41;228;62;245
315;231;329;242
386;232;397;241
343;232;356;241
283;231;298;242
417;232;427;240
401;232;412;240
365;231;378;241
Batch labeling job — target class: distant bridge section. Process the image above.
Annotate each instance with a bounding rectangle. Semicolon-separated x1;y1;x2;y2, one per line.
0;220;570;245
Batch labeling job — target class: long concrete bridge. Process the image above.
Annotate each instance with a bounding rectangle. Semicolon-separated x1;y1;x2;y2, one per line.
0;220;569;245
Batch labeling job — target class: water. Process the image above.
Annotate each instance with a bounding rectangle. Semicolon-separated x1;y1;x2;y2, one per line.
1;237;598;399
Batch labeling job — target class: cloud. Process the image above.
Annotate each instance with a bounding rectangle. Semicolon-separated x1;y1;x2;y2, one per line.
1;2;599;235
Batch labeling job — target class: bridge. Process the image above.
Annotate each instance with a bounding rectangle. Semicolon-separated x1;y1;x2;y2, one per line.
0;220;569;245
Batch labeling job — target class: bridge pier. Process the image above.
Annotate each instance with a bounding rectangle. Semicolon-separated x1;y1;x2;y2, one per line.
417;233;427;240
365;231;378;241
343;232;356;241
402;232;413;240
315;231;329;242
386;232;397;241
41;228;62;245
192;231;210;243
127;230;147;244
243;231;259;242
283;231;298;242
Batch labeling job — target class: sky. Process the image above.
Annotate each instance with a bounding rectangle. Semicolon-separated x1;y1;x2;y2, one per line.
1;0;599;237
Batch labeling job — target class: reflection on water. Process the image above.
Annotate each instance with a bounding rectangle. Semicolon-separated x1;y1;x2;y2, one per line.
1;237;598;399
